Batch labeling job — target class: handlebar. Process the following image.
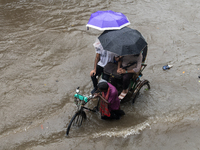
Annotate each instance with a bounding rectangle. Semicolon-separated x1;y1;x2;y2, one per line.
74;87;99;106
74;93;94;103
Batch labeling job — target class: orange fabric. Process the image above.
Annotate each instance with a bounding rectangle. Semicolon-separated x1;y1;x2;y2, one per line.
102;87;110;100
100;87;111;117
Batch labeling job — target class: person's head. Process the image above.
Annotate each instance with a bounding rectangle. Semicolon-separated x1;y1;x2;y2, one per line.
97;80;108;92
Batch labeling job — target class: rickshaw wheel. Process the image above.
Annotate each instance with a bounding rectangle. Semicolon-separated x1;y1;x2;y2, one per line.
66;110;86;136
132;80;150;103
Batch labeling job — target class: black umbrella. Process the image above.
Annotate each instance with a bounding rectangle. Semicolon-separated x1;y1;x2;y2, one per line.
98;27;147;56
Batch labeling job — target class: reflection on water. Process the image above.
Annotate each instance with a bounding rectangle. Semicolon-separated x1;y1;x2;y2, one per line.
0;0;200;149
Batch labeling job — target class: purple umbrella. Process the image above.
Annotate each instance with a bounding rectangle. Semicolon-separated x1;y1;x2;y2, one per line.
86;10;130;31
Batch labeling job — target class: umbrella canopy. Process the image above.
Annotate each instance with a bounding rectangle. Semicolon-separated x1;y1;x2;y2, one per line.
86;10;130;31
98;27;147;56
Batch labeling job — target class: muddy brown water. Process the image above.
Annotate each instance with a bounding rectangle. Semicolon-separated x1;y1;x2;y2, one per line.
0;0;200;150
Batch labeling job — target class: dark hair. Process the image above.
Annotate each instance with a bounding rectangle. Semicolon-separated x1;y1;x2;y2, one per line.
97;82;108;91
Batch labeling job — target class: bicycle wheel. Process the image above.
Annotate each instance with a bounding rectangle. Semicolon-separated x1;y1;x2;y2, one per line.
132;80;150;103
66;110;86;136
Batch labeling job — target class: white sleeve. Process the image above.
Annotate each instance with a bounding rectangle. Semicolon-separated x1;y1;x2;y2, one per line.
93;39;103;54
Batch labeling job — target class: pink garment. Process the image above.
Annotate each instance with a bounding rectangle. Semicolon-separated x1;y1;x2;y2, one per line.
102;83;120;112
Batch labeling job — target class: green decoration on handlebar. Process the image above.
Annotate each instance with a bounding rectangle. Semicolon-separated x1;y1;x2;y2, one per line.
74;94;88;103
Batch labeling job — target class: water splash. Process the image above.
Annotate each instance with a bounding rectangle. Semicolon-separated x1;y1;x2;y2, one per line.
92;121;151;138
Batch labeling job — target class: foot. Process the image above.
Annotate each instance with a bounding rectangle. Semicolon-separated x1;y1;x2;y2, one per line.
118;91;128;100
92;106;98;112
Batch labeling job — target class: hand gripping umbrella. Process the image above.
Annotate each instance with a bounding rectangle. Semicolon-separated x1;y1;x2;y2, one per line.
86;10;130;31
98;27;147;56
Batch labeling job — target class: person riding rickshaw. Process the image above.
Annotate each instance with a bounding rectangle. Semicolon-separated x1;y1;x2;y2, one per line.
66;10;150;136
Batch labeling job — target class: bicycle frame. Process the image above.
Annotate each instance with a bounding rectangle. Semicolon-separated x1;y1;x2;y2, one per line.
128;64;147;90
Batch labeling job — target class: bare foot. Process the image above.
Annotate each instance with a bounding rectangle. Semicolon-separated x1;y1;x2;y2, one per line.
119;89;128;100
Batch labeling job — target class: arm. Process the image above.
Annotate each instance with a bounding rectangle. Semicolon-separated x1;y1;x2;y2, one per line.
98;95;109;104
94;93;109;103
117;59;122;69
116;57;123;74
120;68;135;74
90;53;100;76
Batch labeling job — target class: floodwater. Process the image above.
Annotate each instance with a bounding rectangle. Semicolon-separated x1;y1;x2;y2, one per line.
0;0;200;149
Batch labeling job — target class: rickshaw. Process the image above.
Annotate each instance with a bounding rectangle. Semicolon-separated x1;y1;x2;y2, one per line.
66;46;150;136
